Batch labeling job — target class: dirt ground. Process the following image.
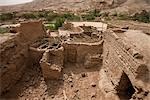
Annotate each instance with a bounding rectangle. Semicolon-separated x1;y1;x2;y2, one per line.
1;62;102;100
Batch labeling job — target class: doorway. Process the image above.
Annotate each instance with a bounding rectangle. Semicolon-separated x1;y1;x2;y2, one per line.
116;72;135;100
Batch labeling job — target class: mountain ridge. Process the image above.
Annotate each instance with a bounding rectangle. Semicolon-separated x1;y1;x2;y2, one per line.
0;0;150;14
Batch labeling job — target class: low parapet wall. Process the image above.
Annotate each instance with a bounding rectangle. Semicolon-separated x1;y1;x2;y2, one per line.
58;26;84;37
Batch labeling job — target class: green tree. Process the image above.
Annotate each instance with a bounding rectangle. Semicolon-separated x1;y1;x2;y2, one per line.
21;13;37;19
0;13;14;21
55;18;65;29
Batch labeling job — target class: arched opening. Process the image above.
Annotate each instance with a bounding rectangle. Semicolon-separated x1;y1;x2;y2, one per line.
116;72;135;100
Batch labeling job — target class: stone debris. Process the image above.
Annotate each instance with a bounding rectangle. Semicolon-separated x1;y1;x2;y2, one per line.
70;84;74;87
91;92;96;98
74;89;79;93
81;73;87;78
51;95;55;98
91;82;96;87
68;76;73;83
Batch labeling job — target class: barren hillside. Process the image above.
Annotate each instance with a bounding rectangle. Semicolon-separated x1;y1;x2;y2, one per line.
107;0;150;13
0;0;150;13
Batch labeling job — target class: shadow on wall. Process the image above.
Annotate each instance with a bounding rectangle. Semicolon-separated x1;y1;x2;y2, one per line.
115;72;135;100
136;64;149;83
0;65;42;99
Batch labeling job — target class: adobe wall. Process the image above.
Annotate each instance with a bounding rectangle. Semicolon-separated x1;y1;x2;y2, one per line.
17;20;46;43
20;20;47;66
29;47;45;65
58;27;84;37
40;47;64;79
103;30;149;93
63;41;103;65
0;20;47;95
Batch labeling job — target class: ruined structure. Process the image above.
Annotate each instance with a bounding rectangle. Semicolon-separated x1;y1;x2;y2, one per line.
0;20;149;100
0;21;46;94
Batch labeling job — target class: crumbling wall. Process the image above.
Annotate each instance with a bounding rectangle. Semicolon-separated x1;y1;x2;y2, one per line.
40;47;64;79
0;20;47;95
63;41;103;66
103;30;149;99
84;54;102;68
29;47;45;65
17;20;46;43
0;35;29;95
